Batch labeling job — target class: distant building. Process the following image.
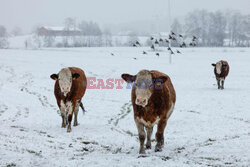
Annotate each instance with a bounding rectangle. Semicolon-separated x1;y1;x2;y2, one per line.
37;26;82;36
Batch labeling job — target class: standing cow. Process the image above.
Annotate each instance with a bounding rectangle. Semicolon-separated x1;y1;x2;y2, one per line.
212;60;229;89
50;67;87;132
121;70;176;154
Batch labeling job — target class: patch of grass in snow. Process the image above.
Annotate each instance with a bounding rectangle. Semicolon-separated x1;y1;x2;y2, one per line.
81;141;98;145
124;130;137;137
110;126;137;137
108;101;132;126
137;154;149;158
19;128;28;132
112;147;122;154
10;125;28;132
224;162;234;166
100;145;111;151
26;149;42;157
47;134;54;138
6;163;16;167
199;157;221;161
0;104;8;116
161;156;172;161
151;139;156;142
34;130;47;135
175;146;185;153
187;110;200;114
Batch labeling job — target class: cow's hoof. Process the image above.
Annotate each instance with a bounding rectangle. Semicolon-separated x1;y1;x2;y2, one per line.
73;122;78;126
139;148;146;154
155;145;163;152
67;127;71;132
146;143;151;149
61;124;66;128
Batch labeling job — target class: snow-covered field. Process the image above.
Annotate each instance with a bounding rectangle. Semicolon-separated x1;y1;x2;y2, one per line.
0;47;249;167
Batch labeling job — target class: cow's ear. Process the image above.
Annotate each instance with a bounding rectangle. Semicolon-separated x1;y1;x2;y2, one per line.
50;74;58;80
212;63;216;67
72;73;80;80
121;73;136;83
154;76;168;85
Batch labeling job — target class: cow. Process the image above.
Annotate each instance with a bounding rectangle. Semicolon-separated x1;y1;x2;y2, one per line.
50;67;87;132
212;60;229;89
121;70;176;154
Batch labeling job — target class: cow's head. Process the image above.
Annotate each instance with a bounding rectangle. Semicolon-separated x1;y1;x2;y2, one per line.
50;68;80;95
121;70;168;107
212;61;227;74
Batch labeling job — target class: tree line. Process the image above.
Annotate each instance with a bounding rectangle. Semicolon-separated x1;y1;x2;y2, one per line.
1;9;249;48
171;9;250;47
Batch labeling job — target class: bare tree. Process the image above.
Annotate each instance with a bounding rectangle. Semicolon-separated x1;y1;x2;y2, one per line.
0;25;9;48
103;28;112;47
78;20;103;47
43;36;55;47
208;11;226;46
31;26;42;49
64;17;76;47
64;17;76;31
184;10;227;47
78;20;102;36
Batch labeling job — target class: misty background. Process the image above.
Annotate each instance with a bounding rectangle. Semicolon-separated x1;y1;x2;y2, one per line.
0;0;250;48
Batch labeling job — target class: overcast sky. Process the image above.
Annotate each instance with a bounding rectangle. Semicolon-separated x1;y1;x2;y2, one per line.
1;0;249;32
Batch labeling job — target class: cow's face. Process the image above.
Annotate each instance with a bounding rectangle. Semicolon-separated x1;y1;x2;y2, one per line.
50;68;80;95
122;70;167;107
212;62;222;74
134;70;153;107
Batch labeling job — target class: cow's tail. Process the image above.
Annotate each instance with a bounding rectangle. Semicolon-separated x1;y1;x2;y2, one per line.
79;102;86;114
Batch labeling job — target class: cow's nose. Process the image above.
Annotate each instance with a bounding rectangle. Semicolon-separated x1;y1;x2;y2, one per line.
62;87;69;92
136;98;147;106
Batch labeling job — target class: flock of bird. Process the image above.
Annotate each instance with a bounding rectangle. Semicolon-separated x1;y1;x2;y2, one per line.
132;31;198;57
111;32;198;59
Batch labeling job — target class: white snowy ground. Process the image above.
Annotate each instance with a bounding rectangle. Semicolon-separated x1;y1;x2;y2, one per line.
0;47;249;167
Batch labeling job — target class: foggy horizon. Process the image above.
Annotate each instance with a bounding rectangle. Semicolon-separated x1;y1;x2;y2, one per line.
1;0;250;33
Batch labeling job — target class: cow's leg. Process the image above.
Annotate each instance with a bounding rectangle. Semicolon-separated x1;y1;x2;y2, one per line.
146;127;153;149
60;109;67;128
221;79;225;89
155;119;167;152
61;115;66;128
67;103;76;132
73;104;79;126
66;116;68;125
135;120;146;154
217;79;221;89
67;114;72;132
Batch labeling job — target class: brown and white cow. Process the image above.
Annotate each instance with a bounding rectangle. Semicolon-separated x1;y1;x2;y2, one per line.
50;67;87;132
212;60;229;89
121;70;176;154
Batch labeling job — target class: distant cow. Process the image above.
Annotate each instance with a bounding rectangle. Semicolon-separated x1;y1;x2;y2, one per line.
212;60;229;89
121;70;176;154
50;67;87;132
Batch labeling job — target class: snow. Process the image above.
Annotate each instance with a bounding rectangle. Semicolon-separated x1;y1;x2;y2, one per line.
0;47;250;166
